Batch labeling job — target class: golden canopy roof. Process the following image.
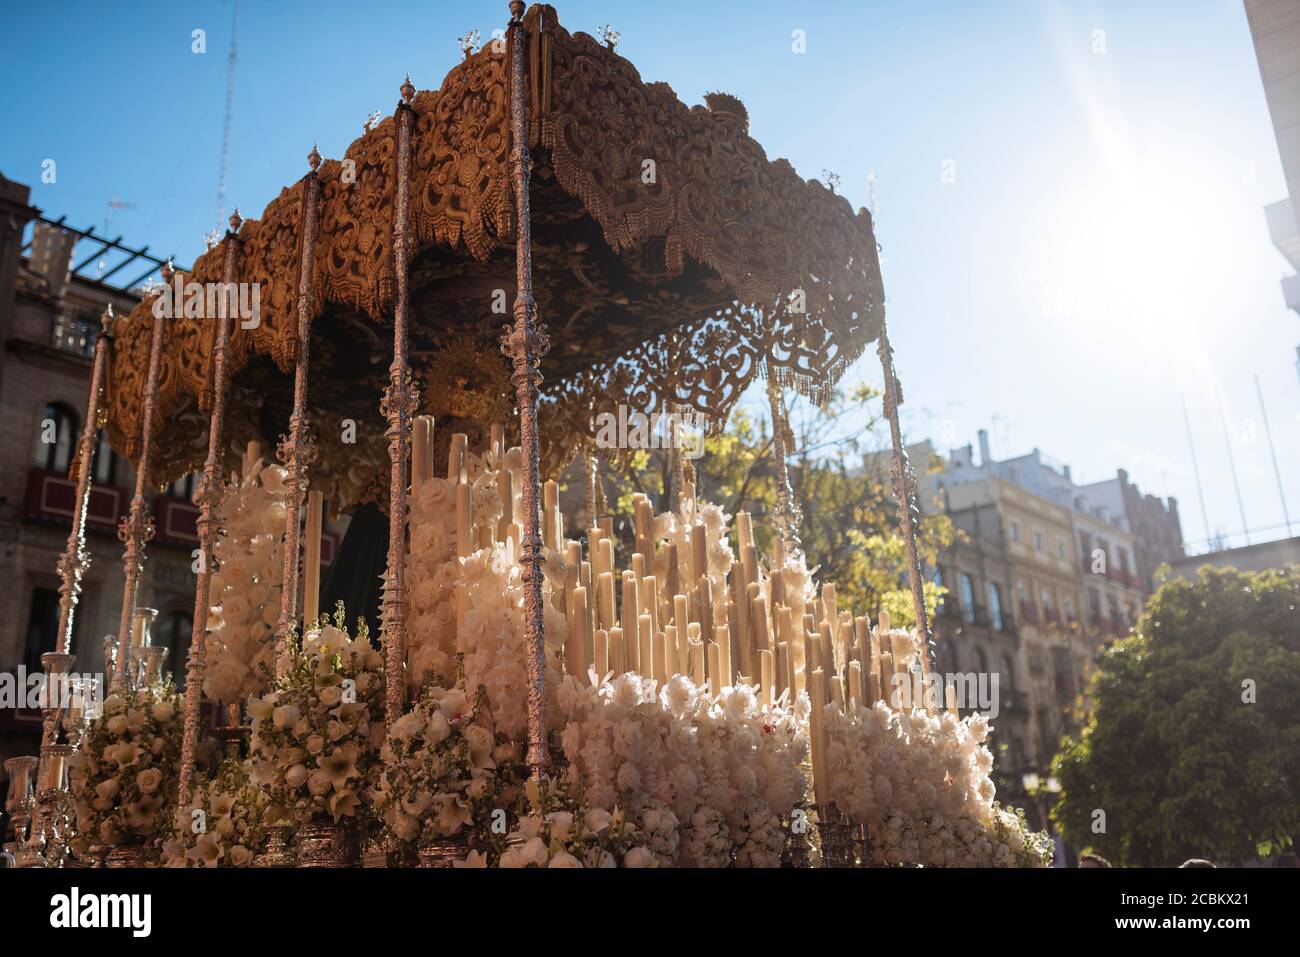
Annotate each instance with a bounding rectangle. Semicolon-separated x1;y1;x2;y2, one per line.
104;4;884;509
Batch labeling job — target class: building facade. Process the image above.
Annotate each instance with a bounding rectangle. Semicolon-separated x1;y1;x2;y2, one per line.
1245;0;1300;332
904;429;1182;819
0;175;200;776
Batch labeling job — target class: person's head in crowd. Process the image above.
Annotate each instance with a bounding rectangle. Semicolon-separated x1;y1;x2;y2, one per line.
1078;853;1112;868
1178;859;1216;868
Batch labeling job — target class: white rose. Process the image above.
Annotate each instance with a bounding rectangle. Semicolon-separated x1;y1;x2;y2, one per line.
272;705;301;730
623;847;657;868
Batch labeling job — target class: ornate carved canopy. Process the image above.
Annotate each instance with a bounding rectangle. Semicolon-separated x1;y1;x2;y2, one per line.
104;4;884;508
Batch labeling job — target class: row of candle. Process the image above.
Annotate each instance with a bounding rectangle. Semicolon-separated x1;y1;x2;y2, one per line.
403;419;954;717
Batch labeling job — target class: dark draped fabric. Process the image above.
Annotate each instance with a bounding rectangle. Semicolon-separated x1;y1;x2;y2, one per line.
319;502;388;633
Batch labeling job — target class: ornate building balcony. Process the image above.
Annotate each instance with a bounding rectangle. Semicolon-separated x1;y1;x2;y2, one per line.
23;467;126;533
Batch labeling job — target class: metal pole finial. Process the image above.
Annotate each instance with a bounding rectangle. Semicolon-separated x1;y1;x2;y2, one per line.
509;0;525;22
308;143;322;171
400;74;415;105
229;208;242;234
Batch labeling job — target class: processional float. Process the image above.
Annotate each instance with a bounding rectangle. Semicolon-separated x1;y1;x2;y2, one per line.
14;2;934;866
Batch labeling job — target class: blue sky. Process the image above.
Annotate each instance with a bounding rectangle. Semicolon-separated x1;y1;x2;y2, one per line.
2;0;1296;551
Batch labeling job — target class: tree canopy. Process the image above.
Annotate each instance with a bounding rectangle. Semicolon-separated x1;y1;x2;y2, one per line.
1050;564;1300;866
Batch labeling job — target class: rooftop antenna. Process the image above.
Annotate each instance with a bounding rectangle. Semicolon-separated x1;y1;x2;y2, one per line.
1215;390;1249;546
1254;373;1292;538
216;0;239;225
1180;393;1212;548
99;195;136;275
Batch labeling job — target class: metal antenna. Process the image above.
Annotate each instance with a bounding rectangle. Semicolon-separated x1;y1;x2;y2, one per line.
1216;390;1249;546
217;0;239;224
1180;393;1212;548
1254;373;1292;537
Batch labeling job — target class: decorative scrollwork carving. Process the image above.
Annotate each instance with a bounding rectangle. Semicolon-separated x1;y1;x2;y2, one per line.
102;3;883;510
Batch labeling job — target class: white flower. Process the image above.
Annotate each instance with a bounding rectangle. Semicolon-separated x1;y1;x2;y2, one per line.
623;846;657;868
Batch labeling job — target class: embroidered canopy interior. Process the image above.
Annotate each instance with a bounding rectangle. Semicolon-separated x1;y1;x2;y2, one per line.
103;4;884;509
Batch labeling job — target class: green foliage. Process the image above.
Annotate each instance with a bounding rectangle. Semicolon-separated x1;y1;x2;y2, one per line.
1050;565;1300;866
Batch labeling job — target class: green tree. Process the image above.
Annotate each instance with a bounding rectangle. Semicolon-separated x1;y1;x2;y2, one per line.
1050;565;1300;866
602;385;953;627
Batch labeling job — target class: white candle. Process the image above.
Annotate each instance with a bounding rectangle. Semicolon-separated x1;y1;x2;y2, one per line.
808;669;829;806
303;490;324;628
594;629;609;681
691;639;706;688
690;524;707;587
597;571;616;632
663;625;678;678
707;641;722;697
760;649;774;706
620;573;640;674
449;432;467;483
567;587;589;679
412;415;432;488
638;613;653;680
609;626;626;676
497;468;514;541
714;624;731;686
737;510;753;550
830;674;844;709
456;483;472;558
879;649;896;709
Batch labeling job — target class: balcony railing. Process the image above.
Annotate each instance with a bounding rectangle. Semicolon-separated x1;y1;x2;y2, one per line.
50;313;99;359
24;468;126;532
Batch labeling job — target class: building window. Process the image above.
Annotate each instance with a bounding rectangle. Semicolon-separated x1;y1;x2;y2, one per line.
988;583;1004;630
1002;654;1017;695
1056;539;1066;559
93;430;117;485
156;610;194;689
1009;521;1020;543
1064;596;1076;621
975;646;989;677
24;587;62;674
1033;530;1044;552
170;473;196;501
33;402;78;473
960;574;976;623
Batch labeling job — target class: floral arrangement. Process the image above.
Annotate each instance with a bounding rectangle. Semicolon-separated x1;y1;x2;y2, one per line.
163;755;269;867
822;701;1051;867
552;671;807;867
203;456;289;705
67;680;182;858
247;605;385;832
493;776;651;868
372;681;501;849
406;445;567;737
